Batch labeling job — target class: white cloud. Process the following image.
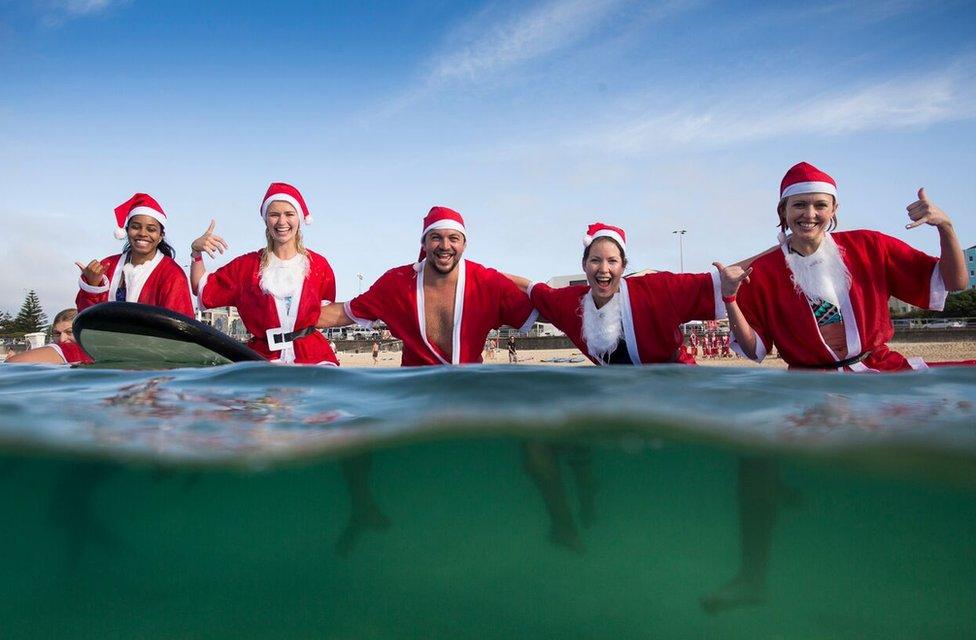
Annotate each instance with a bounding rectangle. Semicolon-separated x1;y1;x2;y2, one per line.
426;0;624;85
580;61;976;154
41;0;129;26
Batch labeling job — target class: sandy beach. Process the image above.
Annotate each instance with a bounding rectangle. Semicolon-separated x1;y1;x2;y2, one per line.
337;341;976;368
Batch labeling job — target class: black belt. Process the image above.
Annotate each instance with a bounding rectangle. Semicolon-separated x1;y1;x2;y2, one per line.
268;326;316;346
801;350;872;370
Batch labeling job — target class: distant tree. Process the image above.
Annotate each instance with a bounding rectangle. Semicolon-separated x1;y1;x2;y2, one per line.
0;310;15;338
942;289;976;317
13;290;47;335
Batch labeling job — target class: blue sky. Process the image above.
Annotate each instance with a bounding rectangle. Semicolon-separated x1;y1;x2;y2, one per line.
1;0;974;315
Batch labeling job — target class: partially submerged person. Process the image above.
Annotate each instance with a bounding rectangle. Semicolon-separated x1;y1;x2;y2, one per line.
4;308;92;365
190;182;339;365
317;206;537;552
75;193;193;317
506;223;729;550
705;161;973;613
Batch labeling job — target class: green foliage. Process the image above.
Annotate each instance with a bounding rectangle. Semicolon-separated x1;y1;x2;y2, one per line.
0;310;15;338
942;289;976;317
13;290;48;335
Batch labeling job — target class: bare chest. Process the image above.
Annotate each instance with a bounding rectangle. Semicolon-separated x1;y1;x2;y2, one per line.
423;282;457;358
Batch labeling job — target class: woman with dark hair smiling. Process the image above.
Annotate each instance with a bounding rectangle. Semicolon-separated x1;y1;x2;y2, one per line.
75;193;193;318
507;223;730;550
704;161;972;613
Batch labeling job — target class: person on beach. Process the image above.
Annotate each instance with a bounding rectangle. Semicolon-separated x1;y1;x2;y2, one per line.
316;205;538;552
75;193;193;317
371;340;379;365
190;182;339;366
5;308;93;365
505;223;730;550
507;334;518;363
704;161;973;613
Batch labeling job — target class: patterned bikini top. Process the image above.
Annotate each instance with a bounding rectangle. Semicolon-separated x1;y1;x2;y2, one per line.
810;298;842;326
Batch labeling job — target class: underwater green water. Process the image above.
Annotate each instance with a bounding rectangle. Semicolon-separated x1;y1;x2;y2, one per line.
0;364;973;638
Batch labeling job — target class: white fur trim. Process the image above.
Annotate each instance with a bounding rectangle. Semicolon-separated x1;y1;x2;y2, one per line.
320;300;331;307
421;219;466;240
304;214;314;225
261;194;305;224
196;272;211;310
780;181;837;200
617;278;642;364
928;262;948;311
120;250;164;303
906;356;929;370
730;332;766;362
343;301;375;328
710;269;727;320
588;229;626;250
78;274;110;294
48;343;68;364
526;281;541;298
114;227;127;240
517;309;539;334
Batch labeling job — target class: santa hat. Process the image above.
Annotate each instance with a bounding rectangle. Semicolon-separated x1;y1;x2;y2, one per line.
780;162;837;200
417;206;466;265
583;222;626;251
114;193;167;240
260;182;312;225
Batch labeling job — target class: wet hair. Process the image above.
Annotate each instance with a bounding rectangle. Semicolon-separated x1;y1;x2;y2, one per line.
52;308;77;326
777;194;839;233
582;236;627;267
122;221;176;259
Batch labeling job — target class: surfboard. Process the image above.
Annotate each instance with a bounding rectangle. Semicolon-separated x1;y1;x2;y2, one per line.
74;302;264;368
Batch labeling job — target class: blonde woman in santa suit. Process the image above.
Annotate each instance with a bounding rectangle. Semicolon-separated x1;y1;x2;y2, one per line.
705;161;972;613
507;223;730;551
189;182;339;365
75;193;193;317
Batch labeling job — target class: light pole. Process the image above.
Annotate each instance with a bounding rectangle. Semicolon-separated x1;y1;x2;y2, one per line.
672;229;686;273
356;273;364;295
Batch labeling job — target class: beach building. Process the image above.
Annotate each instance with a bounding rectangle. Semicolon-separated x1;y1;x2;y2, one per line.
197;307;249;340
965;244;976;289
888;297;919;315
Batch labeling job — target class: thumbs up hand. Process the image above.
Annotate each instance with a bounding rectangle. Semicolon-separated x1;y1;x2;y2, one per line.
906;187;951;230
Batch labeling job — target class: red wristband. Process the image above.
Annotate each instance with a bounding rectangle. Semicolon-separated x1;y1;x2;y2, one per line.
722;294;736;304
191;252;203;263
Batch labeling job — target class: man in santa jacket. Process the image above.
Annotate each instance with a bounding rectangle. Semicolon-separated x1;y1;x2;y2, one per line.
317;206;537;364
316;206;537;552
75;193;193;317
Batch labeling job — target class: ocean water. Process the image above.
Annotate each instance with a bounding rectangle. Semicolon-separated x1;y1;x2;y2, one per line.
0;363;974;639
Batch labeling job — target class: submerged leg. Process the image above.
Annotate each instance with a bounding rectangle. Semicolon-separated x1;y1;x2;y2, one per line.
335;454;391;556
567;445;598;528
522;441;583;553
48;462;119;572
701;457;779;614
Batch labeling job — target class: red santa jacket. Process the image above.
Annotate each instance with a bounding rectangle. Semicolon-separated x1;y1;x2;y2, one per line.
199;250;339;365
51;340;94;365
76;252;193;318
735;229;948;371
529;271;724;365
345;259;537;367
